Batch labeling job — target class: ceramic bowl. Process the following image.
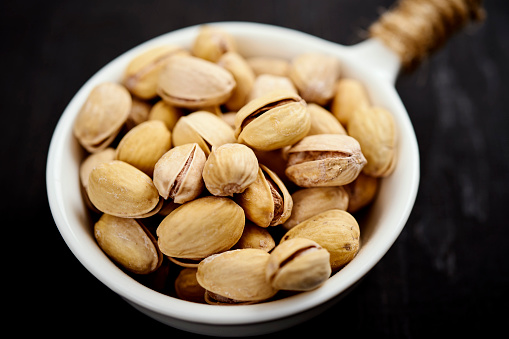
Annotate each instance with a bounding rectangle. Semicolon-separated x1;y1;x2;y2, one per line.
47;22;419;336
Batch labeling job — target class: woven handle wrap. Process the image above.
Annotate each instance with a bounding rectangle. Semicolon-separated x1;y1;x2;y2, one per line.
369;0;485;69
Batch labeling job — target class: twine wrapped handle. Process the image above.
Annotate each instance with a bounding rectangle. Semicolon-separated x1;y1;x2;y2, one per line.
369;0;486;70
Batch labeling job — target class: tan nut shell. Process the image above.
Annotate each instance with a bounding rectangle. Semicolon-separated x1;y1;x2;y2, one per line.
347;106;397;177
306;103;347;136
156;196;245;260
157;55;235;108
266;238;331;291
73;82;131;153
148;100;183;131
172;111;236;155
217;52;255;111
235;164;293;228
285;134;367;187
331;78;370;126
248;74;297;102
345;172;379;213
246;56;290;77
283;186;349;230
232;222;276;252
153;143;206;203
196;249;278;303
94;213;162;274
174;268;206;303
80;148;116;190
191;25;237;62
115;120;171;176
234;90;310;151
87;160;162;218
281;209;360;271
288;53;340;105
202;143;259;196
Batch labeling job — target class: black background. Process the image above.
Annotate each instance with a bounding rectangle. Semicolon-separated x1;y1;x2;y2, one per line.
4;0;509;337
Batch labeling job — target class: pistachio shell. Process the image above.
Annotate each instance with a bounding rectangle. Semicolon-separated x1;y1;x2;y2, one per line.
202;143;259;196
172;111;236;155
285;134;367;187
153;143;206;203
156;196;245;260
246;56;290;77
344;172;379;213
73;82;131;153
191;25;237;62
217;52;256;111
196;249;278;303
266;238;331;291
157;55;236;108
174;268;206;303
87;160;161;218
288;53;340;105
148;100;183;131
115;120;171;176
234;90;310;151
306;103;347;136
232;222;276;252
248;74;298;102
281;209;360;271
283;186;349;230
94;213;162;274
124;98;152;131
123;45;186;99
347;106;397;177
331;78;370;126
80;148;116;190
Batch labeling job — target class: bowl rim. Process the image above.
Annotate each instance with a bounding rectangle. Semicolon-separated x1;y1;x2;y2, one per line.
47;21;420;326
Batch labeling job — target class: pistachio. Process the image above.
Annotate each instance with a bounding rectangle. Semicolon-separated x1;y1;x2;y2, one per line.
73;82;131;153
283;186;349;230
248;74;298;102
80;148;116;190
347;106;397;177
288;53;340;105
221;111;237;129
246;56;290;77
234;90;310;151
192;25;237;62
153;143;206;204
281;209;360;271
124;98;152;131
148;100;183;131
115;120;172;176
217;52;255;111
157;55;236;109
306;103;347;136
331;78;370;126
196;249;278;304
87;160;162;218
172;110;236;155
94;213;162;274
123;45;186;99
266;238;331;291
202;143;259;196
285;134;367;187
174;268;206;303
235;164;292;228
156;196;245;260
344;172;379;213
232;221;276;252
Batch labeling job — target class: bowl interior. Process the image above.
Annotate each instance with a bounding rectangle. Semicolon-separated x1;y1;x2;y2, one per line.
47;22;419;326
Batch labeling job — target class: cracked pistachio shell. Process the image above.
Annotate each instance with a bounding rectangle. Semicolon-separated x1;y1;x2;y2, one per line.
232;221;276;252
331;78;370;126
123;45;186;99
172;111;236;155
234;90;310;151
281;209;360;271
285;134;367;187
115;120;171;176
283;186;349;230
266;238;331;291
235;164;293;228
157;55;236;109
347;106;397;177
87;160;162;218
248;74;297;102
288;53;340;105
156;196;245;260
218;52;255;111
344;172;379;214
307;103;347;136
94;213;162;274
73;82;131;153
196;249;278;304
191;25;237;62
202;143;259;196
153;143;206;204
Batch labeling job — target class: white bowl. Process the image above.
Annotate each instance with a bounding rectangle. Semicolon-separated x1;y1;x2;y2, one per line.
47;22;419;336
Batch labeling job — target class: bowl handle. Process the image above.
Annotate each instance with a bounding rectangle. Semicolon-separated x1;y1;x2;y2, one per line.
368;0;485;70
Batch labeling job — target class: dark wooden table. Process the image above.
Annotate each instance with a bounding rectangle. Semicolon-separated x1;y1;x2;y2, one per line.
5;0;508;337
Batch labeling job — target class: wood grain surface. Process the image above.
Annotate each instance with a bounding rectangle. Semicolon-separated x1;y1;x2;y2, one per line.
4;0;508;337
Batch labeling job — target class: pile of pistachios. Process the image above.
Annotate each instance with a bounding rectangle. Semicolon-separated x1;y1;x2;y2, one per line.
74;25;397;304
